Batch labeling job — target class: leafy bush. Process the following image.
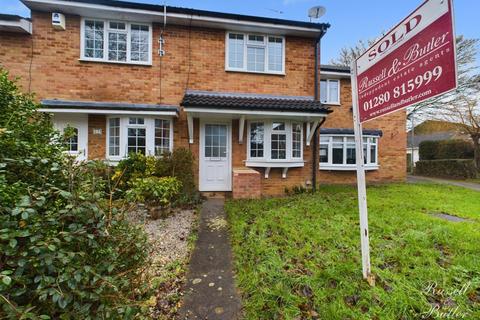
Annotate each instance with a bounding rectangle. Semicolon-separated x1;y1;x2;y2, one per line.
116;148;199;205
415;159;478;179
419;139;474;160
126;176;182;209
0;69;151;318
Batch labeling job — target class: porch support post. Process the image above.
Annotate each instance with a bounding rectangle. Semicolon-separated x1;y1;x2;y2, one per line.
307;120;320;146
239;115;245;144
306;122;311;146
187;114;194;144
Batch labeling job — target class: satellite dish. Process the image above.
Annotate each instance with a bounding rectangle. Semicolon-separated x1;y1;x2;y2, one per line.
308;6;326;21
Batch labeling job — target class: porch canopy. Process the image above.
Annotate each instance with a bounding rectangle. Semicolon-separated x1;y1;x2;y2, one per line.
181;90;331;146
40;99;179;116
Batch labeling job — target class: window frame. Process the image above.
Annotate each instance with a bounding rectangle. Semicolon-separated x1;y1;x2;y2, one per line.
319;134;379;170
106;116;173;161
225;31;286;75
246;120;303;163
64;127;79;154
80;17;152;66
320;79;341;105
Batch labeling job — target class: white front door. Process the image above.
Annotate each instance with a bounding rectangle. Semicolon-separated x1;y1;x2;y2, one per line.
199;121;232;191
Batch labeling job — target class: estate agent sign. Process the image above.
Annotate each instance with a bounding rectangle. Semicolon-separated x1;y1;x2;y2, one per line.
355;0;457;123
350;0;457;281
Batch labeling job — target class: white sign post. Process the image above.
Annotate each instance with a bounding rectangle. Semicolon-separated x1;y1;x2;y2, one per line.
350;0;457;284
350;61;373;284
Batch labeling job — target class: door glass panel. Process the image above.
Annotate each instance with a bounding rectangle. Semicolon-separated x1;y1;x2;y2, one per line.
204;124;227;158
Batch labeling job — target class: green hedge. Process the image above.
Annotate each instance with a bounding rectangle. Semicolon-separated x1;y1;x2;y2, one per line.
419;139;474;160
415;159;478;179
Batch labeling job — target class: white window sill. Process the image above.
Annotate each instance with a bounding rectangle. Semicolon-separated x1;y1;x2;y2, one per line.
319;164;379;171
226;68;285;76
79;58;152;67
245;160;305;168
321;102;341;106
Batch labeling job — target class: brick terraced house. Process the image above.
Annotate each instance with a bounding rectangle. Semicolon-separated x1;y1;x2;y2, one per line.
0;0;406;198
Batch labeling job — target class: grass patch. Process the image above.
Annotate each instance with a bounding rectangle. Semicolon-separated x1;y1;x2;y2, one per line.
226;183;480;319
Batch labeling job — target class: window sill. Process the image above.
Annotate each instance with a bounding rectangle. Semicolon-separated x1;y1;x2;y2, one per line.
78;58;152;67
245;160;304;168
319;164;379;171
321;102;341;106
226;68;285;76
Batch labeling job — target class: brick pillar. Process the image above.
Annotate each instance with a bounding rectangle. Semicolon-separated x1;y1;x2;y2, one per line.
232;168;261;199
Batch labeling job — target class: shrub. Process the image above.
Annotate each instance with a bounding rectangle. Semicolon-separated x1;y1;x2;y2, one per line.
415;159;478;179
116;148;199;206
126;176;182;209
0;69;151;318
419;139;474;160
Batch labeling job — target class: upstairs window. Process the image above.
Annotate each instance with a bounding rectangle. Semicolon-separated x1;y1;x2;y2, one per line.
226;32;285;74
81;18;151;65
320;79;340;104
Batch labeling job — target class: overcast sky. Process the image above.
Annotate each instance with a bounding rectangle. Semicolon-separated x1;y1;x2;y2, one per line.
3;0;479;64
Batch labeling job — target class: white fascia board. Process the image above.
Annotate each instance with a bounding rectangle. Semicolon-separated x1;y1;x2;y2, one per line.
0;19;32;34
38;108;178;116
22;0;323;37
184;107;327;120
320;71;351;78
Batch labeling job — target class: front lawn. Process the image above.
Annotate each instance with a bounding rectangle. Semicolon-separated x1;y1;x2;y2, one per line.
226;184;480;319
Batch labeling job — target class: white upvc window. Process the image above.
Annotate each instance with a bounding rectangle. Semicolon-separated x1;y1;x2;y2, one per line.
320;79;340;104
319;135;378;170
247;120;303;162
154;119;171;156
81;18;152;65
64;127;79;153
106;116;173;161
226;32;285;74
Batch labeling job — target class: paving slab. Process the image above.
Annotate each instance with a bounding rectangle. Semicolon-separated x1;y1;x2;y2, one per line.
178;198;242;320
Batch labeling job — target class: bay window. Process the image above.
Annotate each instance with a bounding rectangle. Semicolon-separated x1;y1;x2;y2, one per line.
106;116;172;160
320;79;340;104
319;135;379;170
226;32;285;74
247;120;303;163
249;122;264;158
81;18;152;65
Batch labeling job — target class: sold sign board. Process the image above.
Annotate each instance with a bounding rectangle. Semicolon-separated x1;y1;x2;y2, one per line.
355;0;457;123
350;0;457;282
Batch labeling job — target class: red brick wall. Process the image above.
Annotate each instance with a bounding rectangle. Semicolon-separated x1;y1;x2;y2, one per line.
320;78;407;184
0;11;406;196
232;168;261;199
88;115;106;160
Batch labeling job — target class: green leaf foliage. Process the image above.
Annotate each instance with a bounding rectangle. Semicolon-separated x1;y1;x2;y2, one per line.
0;69;150;319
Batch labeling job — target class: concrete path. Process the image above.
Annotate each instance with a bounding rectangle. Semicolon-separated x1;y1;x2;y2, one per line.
178;198;242;320
407;175;480;192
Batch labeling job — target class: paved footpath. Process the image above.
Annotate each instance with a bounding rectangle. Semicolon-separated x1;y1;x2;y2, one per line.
178;198;242;320
407;175;480;192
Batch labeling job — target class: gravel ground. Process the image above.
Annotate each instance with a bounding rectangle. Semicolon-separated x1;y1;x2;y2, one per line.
128;205;198;319
129;205;196;273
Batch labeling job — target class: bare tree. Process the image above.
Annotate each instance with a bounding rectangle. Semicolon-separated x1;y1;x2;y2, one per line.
329;39;376;66
407;36;480;122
